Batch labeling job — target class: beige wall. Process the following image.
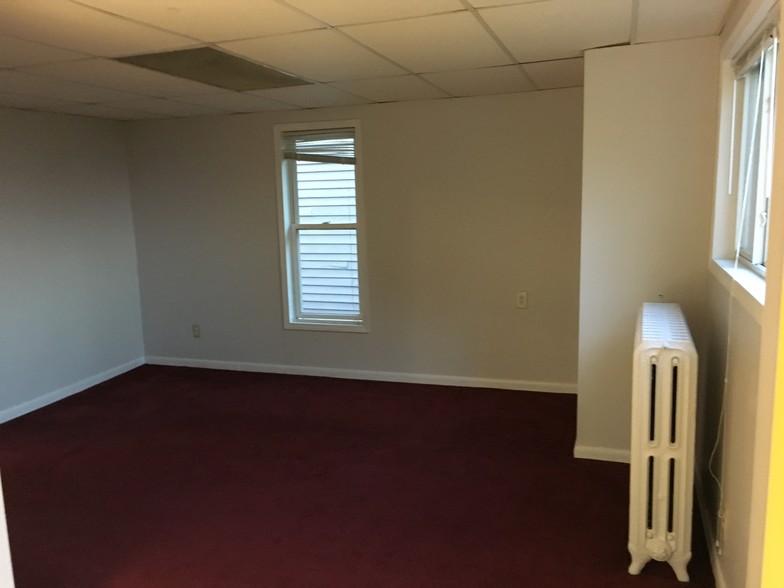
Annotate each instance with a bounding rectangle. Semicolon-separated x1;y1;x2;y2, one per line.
575;37;720;461
704;1;784;586
703;273;762;588
126;90;583;390
0;108;144;420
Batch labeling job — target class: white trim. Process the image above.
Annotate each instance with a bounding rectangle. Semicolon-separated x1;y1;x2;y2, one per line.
144;356;577;394
695;475;729;588
572;444;631;463
273;119;370;333
723;0;779;59
283;321;368;334
709;259;765;323
0;357;145;424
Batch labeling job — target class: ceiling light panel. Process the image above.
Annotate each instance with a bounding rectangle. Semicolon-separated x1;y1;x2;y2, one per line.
342;12;512;73
330;75;449;102
522;58;584;90
0;1;194;57
282;0;464;26
0;36;88;68
480;0;632;62
74;0;325;43
635;0;732;43
117;48;309;92
422;65;535;96
221;29;405;82
23;58;228;98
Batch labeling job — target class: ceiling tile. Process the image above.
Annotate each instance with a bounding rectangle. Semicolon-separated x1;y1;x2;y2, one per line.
468;0;548;6
0;35;87;68
247;84;370;108
636;0;733;44
22;59;227;98
522;58;584;90
342;12;512;73
331;75;448;102
221;29;405;82
75;0;325;43
283;0;464;26
0;70;146;103
480;0;633;62
422;65;535;96
42;102;165;120
0;91;70;110
174;92;297;112
102;98;225;117
0;0;194;57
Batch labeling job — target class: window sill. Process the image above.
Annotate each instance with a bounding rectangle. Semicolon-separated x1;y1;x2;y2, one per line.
710;259;765;323
284;321;368;334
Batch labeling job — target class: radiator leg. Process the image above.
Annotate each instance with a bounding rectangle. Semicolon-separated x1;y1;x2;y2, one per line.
668;553;691;582
628;549;650;575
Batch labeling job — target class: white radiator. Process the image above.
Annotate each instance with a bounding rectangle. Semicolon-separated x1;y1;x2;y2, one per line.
628;303;697;582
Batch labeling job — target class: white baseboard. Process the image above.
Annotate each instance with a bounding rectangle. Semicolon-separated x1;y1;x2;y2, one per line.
695;475;727;588
573;444;631;463
145;356;577;394
0;357;145;424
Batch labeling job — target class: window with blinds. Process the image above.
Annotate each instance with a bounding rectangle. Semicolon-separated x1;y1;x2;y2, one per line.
275;122;367;331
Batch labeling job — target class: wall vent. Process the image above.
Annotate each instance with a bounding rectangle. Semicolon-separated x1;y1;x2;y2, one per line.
115;47;311;92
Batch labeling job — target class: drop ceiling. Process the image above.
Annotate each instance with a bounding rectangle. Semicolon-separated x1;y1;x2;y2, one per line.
0;0;734;121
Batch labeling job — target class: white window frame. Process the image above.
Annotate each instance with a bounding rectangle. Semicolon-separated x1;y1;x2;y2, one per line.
274;120;369;333
730;27;779;276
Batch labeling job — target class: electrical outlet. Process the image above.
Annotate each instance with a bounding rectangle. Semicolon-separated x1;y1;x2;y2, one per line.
192;324;201;338
515;291;528;309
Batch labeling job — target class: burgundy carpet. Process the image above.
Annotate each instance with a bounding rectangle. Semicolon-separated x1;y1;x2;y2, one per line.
0;366;714;587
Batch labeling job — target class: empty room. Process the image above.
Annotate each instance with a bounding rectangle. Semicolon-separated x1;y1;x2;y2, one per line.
1;1;783;587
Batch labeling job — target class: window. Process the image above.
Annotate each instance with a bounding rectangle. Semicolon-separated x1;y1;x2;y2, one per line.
275;121;368;331
731;29;779;274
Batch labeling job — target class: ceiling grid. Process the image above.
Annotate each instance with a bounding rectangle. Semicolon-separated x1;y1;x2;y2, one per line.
0;0;734;119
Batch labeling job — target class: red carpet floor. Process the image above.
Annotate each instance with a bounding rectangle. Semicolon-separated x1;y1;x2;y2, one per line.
0;365;714;587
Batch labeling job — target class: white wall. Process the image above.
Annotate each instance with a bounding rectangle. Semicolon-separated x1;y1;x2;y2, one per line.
576;37;720;461
126;90;584;390
0;108;144;421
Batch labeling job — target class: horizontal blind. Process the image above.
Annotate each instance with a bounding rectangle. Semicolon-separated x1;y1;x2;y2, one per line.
283;129;361;320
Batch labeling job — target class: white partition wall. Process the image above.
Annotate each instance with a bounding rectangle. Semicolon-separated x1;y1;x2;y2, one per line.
575;37;719;462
